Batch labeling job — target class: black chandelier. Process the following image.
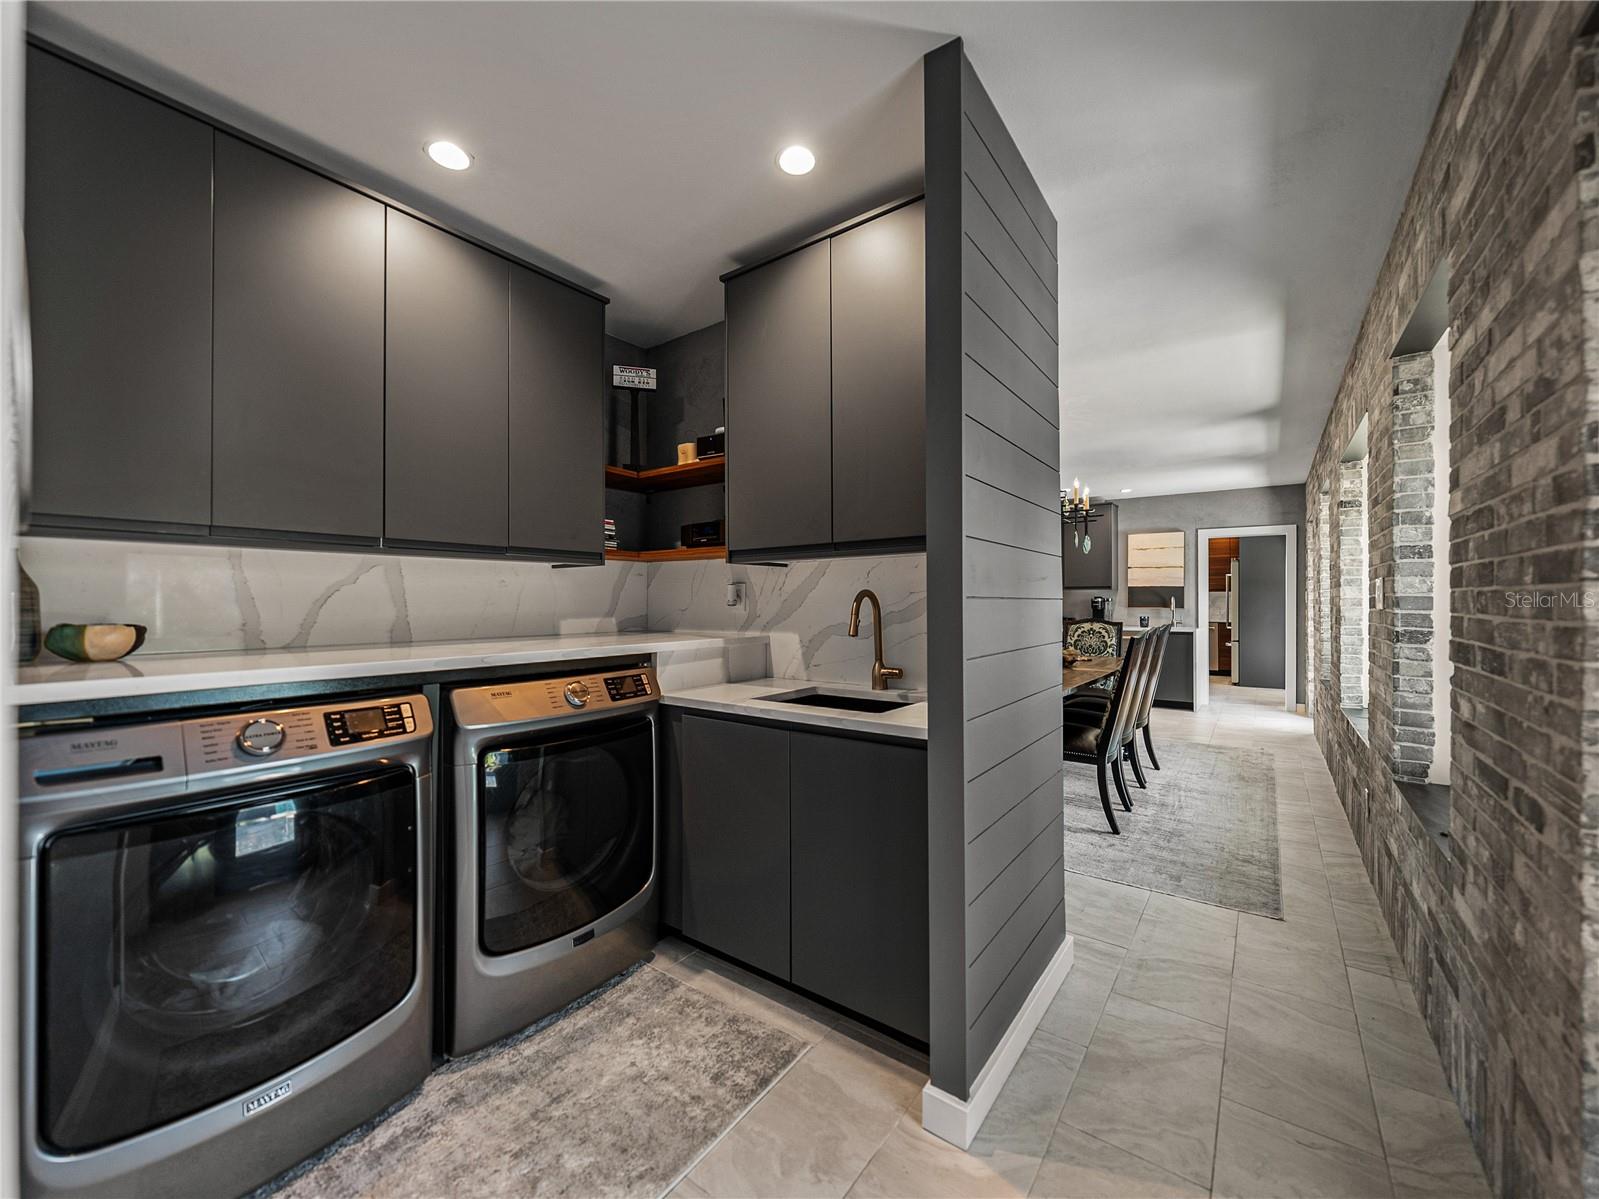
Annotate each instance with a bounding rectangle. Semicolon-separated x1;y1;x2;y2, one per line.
1061;477;1102;553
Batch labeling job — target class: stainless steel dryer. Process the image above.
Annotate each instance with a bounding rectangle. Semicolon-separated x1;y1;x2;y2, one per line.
18;693;435;1199
445;666;658;1057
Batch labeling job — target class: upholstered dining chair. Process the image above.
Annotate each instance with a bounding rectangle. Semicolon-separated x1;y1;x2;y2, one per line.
1065;623;1169;785
1063;618;1123;658
1062;629;1153;835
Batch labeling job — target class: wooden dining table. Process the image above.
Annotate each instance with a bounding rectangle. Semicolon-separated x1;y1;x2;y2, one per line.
1062;656;1123;697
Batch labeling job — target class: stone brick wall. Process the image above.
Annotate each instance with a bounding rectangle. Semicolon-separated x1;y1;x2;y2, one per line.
1385;352;1440;781
1317;487;1332;688
1305;5;1589;1196
1337;457;1369;709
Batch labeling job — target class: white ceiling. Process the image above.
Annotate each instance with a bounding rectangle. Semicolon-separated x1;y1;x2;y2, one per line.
33;1;1467;499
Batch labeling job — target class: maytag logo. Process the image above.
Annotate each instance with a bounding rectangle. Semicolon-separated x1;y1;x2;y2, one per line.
69;738;119;754
242;1080;292;1117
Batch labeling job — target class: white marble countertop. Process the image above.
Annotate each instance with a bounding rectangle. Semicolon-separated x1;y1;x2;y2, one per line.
14;632;767;707
661;677;928;741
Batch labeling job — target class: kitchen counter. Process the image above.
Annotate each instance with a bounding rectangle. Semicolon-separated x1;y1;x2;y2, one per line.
662;678;928;741
14;631;768;708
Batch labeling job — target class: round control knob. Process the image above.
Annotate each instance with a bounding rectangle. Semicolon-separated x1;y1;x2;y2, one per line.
563;680;591;709
237;718;287;757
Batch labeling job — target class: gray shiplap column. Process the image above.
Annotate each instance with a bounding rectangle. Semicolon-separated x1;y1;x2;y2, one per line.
924;38;1067;1122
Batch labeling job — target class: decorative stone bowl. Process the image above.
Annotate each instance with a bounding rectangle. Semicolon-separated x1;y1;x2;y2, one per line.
44;623;148;663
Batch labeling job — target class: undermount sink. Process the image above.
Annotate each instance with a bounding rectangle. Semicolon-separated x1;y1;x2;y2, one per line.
759;687;920;714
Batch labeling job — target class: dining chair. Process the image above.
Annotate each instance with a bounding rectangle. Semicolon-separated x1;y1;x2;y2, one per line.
1064;619;1124;694
1066;623;1169;786
1062;630;1152;834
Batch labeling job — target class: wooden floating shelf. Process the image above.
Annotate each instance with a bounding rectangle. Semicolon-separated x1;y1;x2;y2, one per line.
604;546;728;563
604;459;725;493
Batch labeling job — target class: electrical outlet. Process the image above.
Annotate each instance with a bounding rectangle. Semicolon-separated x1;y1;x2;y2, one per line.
726;582;745;608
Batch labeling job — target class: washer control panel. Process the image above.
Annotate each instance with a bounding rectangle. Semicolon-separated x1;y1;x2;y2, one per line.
451;667;658;729
325;701;418;745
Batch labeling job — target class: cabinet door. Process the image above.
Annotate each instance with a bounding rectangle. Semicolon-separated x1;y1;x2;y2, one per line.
1062;501;1116;590
1155;632;1195;707
509;266;604;559
725;241;831;555
25;48;212;534
678;716;790;979
385;210;509;551
212;135;385;542
791;733;928;1039
830;201;926;547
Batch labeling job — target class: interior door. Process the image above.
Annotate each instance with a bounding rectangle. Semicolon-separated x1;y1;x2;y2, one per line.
1228;560;1240;684
1238;536;1287;689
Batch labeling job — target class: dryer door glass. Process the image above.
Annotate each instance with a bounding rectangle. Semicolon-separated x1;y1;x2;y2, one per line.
38;766;418;1152
478;713;654;954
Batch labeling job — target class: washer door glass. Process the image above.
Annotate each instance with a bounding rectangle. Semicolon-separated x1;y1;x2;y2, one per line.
39;766;418;1153
478;713;654;955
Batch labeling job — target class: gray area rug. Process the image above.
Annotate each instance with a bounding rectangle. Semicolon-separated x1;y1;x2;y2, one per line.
1062;740;1283;919
271;965;804;1198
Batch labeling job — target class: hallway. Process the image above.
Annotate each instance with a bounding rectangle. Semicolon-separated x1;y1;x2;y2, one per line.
657;686;1490;1197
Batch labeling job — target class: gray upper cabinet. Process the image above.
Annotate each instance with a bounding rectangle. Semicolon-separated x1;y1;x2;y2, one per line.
509;266;604;559
213;135;385;542
25;47;213;535
1062;501;1117;590
724;199;925;559
384;210;511;552
831;200;925;547
725;239;833;556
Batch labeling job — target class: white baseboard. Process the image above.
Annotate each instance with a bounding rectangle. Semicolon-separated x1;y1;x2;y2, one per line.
919;934;1075;1150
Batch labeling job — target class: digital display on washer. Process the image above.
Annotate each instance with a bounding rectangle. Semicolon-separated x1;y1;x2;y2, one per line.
345;708;385;735
603;674;651;701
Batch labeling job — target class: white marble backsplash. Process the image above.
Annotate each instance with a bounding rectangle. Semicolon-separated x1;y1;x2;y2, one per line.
20;540;928;690
648;555;927;689
20;538;649;654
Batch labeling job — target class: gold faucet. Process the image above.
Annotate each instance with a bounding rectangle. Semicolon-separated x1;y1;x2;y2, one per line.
848;589;904;691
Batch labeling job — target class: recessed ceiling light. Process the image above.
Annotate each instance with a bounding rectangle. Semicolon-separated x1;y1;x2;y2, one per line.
1121;488;1132;493
426;140;472;171
777;145;816;176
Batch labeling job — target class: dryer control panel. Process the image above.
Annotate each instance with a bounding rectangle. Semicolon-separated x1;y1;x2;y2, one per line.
450;667;658;730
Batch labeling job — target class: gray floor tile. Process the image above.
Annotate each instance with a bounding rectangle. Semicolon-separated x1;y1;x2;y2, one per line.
848;1113;1029;1198
964;1031;1087;1194
1112;908;1235;1027
1233;913;1351;1011
1332;901;1407;980
1212;1100;1392;1198
1062;874;1150;948
1058;993;1226;1187
687;1031;919;1197
1370;1077;1490;1199
1222;981;1382;1158
1038;935;1125;1046
1029;1124;1209;1198
1346;969;1451;1102
656;950;837;1045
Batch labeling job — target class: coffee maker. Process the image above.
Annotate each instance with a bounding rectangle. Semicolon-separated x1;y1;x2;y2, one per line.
1090;595;1111;621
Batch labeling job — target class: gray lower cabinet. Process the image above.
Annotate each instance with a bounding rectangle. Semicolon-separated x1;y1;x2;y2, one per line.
725;240;833;556
25;46;213;535
1154;630;1195;708
790;731;929;1040
831;200;925;548
509;266;604;559
384;210;511;552
676;714;791;980
212;135;386;542
663;710;930;1039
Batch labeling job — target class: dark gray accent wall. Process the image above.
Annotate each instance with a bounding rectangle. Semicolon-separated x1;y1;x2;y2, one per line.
1066;484;1306;704
642;323;726;548
926;39;1064;1099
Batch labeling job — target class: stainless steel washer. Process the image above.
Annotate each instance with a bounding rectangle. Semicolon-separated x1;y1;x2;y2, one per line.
18;694;435;1199
445;666;658;1057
